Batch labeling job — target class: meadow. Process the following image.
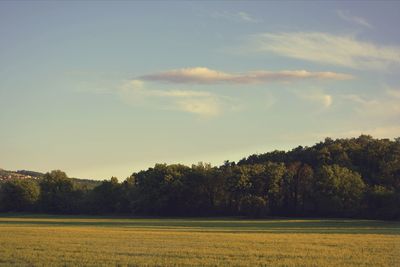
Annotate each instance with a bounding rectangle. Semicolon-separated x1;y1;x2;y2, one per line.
0;215;399;266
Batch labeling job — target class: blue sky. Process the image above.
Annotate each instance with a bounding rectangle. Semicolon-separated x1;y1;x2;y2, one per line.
1;1;399;179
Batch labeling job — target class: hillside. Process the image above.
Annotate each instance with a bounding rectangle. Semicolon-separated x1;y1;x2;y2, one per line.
0;169;40;181
1;135;399;219
0;169;101;189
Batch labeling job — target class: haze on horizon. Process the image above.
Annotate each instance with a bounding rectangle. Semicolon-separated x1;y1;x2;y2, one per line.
1;1;399;180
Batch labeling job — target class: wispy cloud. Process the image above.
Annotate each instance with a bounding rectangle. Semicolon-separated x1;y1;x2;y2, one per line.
386;88;400;99
337;10;373;29
211;11;260;23
237;12;260;23
342;91;400;118
295;89;333;108
139;67;352;84
118;80;230;117
341;94;378;105
247;32;400;69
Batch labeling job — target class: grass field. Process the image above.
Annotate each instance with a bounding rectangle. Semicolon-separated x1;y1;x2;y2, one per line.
0;215;399;266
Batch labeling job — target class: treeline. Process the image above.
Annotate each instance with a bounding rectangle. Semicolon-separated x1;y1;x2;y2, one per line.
1;135;399;219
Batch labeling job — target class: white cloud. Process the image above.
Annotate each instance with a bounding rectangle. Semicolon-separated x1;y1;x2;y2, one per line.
277;88;400;142
386;89;400;99
248;32;400;69
157;90;212;98
141;68;232;84
175;98;220;116
342;92;400;118
129;79;144;89
140;67;352;84
341;94;378;105
328;90;400;140
237;12;260;23
296;89;333;108
321;95;333;108
211;11;260;23
337;10;373;29
118;80;224;117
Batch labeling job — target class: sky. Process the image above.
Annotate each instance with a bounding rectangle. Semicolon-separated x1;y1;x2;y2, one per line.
1;1;400;180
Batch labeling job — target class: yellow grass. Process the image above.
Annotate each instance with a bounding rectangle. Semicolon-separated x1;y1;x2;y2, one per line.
0;216;399;266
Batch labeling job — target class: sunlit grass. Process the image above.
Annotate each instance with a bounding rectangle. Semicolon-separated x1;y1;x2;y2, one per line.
0;215;399;266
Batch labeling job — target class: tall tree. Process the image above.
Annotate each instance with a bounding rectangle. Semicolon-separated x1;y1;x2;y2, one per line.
39;170;77;213
0;179;40;212
314;165;365;216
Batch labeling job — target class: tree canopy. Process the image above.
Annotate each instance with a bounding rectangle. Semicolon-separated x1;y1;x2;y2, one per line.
1;135;399;219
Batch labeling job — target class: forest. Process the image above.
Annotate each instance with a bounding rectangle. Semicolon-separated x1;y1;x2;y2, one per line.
1;135;399;219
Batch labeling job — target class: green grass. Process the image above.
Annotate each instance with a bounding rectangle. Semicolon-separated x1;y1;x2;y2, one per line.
0;215;399;266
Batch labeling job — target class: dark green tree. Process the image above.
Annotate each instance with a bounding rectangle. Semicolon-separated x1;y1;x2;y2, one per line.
239;195;268;218
0;179;40;211
314;165;365;216
39;170;77;213
90;177;121;213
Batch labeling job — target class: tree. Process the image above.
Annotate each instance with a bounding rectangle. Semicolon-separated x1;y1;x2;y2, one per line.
132;164;192;215
1;135;398;220
117;176;137;213
297;164;314;214
364;186;400;219
188;163;225;215
239;195;267;218
264;162;286;214
225;165;251;214
39;170;77;213
90;177;121;213
314;165;365;216
0;179;40;212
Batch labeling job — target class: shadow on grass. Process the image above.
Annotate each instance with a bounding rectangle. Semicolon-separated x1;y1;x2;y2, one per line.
0;215;399;235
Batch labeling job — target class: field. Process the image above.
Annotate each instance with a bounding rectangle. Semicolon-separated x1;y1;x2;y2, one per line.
0;215;399;266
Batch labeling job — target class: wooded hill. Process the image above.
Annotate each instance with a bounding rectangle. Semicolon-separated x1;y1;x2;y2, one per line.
1;135;399;219
0;169;100;188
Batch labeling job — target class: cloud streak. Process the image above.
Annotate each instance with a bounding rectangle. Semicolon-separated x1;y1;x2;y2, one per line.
248;32;400;69
386;88;400;99
294;89;333;108
119;80;228;117
342;91;400;119
308;93;332;108
211;11;260;23
337;10;373;29
139;67;352;84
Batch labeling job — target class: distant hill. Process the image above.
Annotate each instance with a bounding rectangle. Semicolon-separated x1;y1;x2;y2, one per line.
15;170;44;178
0;168;40;181
0;168;101;189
